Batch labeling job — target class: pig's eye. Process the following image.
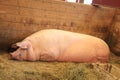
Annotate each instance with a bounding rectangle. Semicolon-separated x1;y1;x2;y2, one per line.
19;53;22;57
20;48;27;50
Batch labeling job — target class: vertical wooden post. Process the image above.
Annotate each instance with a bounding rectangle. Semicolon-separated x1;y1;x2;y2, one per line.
80;0;84;3
76;0;80;3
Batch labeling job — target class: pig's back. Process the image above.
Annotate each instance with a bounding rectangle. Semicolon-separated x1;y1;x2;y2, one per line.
24;29;91;50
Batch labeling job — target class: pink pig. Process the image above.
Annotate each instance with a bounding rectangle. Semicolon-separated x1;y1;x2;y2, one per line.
10;29;110;62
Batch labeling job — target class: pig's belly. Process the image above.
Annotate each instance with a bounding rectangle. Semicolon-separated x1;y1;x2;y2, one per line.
58;40;109;62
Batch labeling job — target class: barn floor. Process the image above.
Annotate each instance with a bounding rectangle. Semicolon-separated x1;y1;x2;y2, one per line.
0;50;120;80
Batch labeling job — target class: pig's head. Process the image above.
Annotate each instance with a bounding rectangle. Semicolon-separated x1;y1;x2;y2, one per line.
10;40;37;61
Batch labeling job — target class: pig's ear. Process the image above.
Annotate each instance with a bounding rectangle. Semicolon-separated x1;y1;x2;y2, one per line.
16;42;28;49
11;43;19;48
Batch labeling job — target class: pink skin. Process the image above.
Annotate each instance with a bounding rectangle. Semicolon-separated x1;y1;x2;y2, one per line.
10;40;37;61
10;29;110;62
10;40;59;61
58;40;110;63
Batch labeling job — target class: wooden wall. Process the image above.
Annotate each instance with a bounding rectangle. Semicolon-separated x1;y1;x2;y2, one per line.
0;0;119;55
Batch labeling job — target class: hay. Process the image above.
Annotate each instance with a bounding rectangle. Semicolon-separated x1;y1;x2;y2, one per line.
0;50;120;80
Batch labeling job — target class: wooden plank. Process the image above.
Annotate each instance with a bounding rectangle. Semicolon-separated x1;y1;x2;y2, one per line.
0;0;116;16
0;6;115;25
19;0;69;10
0;14;80;26
0;21;108;33
0;13;113;37
0;0;18;6
0;4;19;15
18;0;115;17
0;13;91;26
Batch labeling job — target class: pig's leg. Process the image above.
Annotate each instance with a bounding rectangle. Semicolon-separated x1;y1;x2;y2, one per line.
40;53;60;61
96;56;109;63
40;47;60;61
40;53;57;61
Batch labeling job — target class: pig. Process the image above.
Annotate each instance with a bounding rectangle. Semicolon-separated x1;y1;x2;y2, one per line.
10;29;110;62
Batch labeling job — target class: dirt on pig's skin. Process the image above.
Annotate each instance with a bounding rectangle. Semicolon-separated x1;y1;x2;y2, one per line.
0;50;120;80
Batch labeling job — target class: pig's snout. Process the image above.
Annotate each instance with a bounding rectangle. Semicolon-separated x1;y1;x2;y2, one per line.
10;49;25;61
10;52;19;60
10;52;17;58
10;50;21;59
